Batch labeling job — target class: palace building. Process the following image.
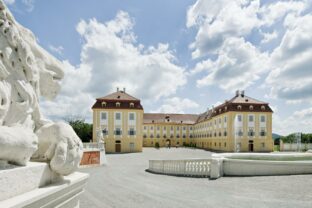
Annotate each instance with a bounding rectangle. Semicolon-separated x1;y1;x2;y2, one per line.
92;89;273;153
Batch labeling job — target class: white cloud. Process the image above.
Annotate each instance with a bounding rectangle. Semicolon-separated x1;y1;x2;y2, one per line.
22;0;34;12
188;0;311;102
188;0;261;57
259;0;309;27
3;0;15;5
260;30;278;44
266;13;312;103
40;11;187;121
48;45;64;56
273;107;312;135
3;0;35;12
194;37;269;91
153;97;199;114
77;11;186;101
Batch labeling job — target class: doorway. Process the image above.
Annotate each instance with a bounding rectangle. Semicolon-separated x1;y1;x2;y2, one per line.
129;142;134;152
248;140;254;152
115;140;121;152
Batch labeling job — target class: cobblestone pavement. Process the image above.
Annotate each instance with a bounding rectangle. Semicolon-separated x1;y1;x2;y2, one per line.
79;148;312;208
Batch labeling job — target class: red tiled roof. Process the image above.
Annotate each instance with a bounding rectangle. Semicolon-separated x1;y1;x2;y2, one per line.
97;91;140;101
143;113;199;124
92;90;143;110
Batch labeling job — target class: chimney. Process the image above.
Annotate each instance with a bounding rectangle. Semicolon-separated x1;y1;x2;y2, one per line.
123;87;126;93
241;90;245;97
236;90;239;97
117;87;119;92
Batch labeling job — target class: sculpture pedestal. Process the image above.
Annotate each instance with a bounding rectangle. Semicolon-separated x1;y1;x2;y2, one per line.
0;162;88;208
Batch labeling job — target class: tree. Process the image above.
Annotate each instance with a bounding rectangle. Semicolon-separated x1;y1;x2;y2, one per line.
65;117;93;143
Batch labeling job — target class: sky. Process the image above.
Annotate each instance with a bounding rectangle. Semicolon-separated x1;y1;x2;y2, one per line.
5;0;312;135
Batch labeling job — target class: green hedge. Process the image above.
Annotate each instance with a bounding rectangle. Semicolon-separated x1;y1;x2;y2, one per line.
281;133;312;143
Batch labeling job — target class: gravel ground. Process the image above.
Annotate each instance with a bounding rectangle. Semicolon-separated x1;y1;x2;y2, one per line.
79;148;312;208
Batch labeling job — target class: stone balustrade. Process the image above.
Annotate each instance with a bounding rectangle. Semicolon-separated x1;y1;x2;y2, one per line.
148;159;212;177
83;142;105;150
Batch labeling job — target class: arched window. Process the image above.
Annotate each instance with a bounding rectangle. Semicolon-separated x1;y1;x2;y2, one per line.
249;105;254;110
116;102;120;107
130;102;134;108
101;101;106;107
261;105;266;110
237;105;242;110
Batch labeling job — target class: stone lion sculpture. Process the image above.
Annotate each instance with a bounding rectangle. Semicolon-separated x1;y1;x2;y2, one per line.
0;1;83;175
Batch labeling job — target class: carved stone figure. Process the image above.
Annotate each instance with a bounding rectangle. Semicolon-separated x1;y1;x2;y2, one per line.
0;0;82;175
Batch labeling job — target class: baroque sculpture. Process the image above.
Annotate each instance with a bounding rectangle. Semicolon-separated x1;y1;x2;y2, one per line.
0;0;82;175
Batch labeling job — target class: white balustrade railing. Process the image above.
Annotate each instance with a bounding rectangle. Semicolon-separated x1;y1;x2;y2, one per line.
148;159;212;177
83;142;105;151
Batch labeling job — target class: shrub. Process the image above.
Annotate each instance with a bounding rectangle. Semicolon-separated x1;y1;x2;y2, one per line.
155;142;160;149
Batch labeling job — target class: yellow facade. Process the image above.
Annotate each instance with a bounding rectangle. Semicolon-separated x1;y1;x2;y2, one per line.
142;123;193;147
191;111;273;152
93;108;143;153
93;90;274;153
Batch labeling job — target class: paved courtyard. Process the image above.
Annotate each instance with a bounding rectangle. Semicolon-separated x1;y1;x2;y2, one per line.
79;148;312;208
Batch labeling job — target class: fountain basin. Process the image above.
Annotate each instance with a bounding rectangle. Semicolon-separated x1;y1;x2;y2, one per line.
212;153;312;178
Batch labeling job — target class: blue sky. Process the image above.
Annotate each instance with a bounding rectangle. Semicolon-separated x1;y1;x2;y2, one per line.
5;0;312;135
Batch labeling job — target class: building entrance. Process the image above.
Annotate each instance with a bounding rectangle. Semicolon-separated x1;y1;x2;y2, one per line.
248;140;254;152
115;140;121;152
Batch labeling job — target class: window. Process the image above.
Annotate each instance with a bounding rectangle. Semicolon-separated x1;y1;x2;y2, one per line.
190;127;193;130
101;112;107;120
224;131;227;137
101;102;106;107
157;126;160;130
238;115;242;122
238;129;243;136
150;134;154;138
261;105;266;110
248;128;254;136
129;113;135;120
143;134;147;138
176;134;180;138
219;132;221;137
249;105;254;110
129;102;134;108
183;134;186;138
144;126;147;130
171;126;173;131
260;129;266;136
219;118;221;124
116;102;120;107
177;127;179;130
224;142;226;147
102;129;108;135
157;134;160;138
115;113;121;120
129;128;135;135
249;115;254;122
224;116;227;123
190;134;193;138
163;127;166;131
115;128;122;135
163;134;167;138
260;115;266;122
237;105;242;110
150;126;153;130
183;127;186;130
